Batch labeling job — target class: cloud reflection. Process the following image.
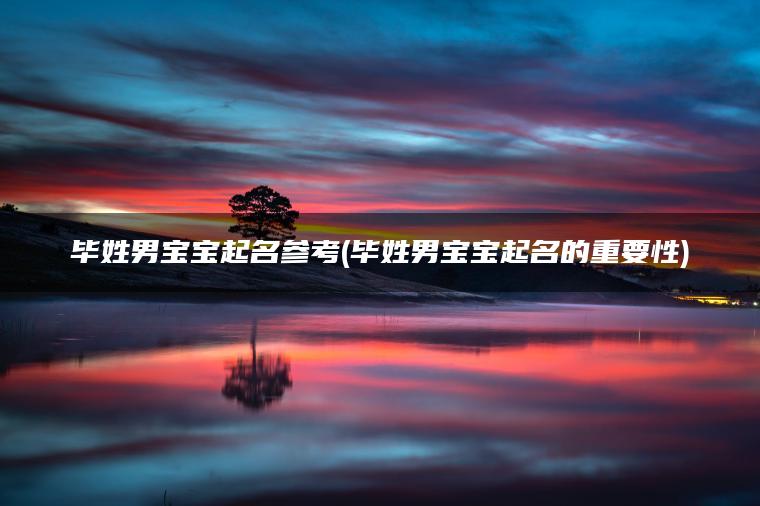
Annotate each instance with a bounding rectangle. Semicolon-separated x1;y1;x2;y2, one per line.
0;301;759;504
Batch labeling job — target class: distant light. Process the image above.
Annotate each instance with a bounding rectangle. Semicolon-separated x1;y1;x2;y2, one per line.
754;301;759;307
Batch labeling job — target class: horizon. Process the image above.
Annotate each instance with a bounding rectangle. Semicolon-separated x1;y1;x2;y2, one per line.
4;209;758;276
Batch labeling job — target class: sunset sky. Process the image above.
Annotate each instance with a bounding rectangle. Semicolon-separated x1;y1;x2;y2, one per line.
1;0;759;213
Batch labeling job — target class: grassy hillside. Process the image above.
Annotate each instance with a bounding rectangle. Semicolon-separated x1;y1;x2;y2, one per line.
0;211;483;300
0;211;661;303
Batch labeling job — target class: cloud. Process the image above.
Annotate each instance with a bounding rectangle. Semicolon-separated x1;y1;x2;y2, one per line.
1;1;758;218
0;90;273;144
99;32;760;160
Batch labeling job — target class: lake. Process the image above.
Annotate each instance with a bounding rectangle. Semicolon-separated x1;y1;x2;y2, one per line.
1;298;759;505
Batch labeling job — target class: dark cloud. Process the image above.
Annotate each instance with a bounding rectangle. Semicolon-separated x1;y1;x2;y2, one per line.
100;33;573;104
0;90;273;144
97;32;760;161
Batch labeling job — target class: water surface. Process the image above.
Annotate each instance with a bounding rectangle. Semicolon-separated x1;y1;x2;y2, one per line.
1;299;759;505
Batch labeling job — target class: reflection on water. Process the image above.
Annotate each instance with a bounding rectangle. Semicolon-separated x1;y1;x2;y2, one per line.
222;321;292;410
0;299;759;505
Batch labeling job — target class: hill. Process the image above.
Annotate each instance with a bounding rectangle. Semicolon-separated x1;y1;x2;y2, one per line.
0;211;483;301
0;211;661;303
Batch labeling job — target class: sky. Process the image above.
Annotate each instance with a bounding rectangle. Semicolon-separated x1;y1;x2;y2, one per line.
1;0;759;213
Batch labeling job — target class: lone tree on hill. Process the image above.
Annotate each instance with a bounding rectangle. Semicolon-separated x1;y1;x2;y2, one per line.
228;185;299;240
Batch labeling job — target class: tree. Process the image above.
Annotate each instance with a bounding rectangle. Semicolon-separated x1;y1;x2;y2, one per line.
1;203;18;212
228;186;299;240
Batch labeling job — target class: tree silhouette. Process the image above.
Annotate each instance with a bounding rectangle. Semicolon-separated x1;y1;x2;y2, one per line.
228;186;299;240
222;319;293;410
